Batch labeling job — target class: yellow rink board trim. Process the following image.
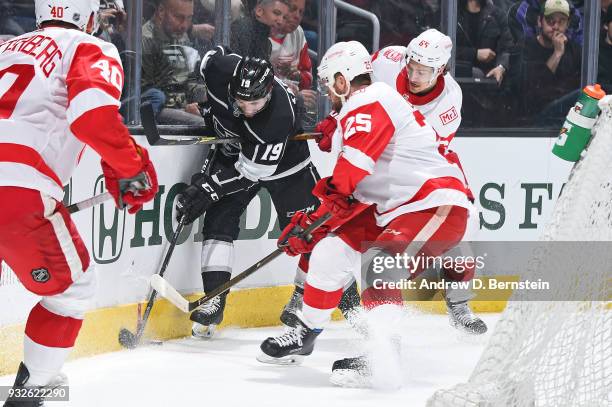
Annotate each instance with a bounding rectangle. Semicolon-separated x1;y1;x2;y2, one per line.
0;284;507;377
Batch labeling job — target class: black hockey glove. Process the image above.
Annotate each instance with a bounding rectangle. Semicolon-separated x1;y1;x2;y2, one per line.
198;103;213;127
176;173;223;225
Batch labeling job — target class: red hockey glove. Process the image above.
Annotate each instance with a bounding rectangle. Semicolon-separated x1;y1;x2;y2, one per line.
102;144;159;214
311;177;356;220
278;212;330;256
314;112;338;152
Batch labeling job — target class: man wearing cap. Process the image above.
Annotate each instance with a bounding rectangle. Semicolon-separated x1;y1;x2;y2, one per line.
508;0;583;46
518;0;581;123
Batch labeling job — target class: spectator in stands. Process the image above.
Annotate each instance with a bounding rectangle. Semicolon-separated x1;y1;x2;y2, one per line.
230;0;289;59
191;1;216;42
602;0;611;35
456;0;513;84
141;0;210;125
518;0;581;124
270;0;317;115
598;10;612;93
270;0;312;89
508;0;583;46
370;0;440;48
97;0;127;52
301;0;318;51
492;0;515;12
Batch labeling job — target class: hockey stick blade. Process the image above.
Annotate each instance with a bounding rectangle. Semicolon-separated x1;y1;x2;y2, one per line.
118;327;139;349
118;327;163;349
154;212;332;313
150;274;190;313
118;217;186;349
140;102;161;146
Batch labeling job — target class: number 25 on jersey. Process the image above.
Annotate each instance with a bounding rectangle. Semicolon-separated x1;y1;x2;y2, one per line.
344;113;372;139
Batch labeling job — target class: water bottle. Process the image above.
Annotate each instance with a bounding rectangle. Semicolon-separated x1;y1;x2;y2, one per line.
552;84;606;162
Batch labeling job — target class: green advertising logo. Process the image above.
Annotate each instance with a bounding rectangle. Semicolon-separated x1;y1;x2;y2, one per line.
91;175;126;264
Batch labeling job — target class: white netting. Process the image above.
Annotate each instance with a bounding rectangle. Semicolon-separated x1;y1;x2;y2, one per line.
428;96;612;407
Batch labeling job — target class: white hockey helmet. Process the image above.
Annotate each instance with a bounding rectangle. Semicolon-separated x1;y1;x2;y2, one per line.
317;41;373;99
405;28;452;70
35;0;100;33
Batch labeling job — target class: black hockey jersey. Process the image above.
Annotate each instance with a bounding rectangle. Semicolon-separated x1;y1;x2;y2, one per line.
200;46;311;187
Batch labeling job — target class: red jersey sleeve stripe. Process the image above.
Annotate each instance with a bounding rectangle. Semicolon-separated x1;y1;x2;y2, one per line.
342;145;375;174
331;155;370;196
70;106;143;178
66;42;123;105
66;87;120;125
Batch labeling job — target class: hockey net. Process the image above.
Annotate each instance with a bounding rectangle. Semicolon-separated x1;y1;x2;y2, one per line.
428;97;612;407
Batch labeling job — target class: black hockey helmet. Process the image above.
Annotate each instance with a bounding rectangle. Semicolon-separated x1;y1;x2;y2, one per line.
229;56;274;103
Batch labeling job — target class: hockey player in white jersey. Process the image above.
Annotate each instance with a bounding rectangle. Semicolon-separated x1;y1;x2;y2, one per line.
257;41;472;384
371;29;463;156
316;29;487;335
0;1;158;405
371;29;486;334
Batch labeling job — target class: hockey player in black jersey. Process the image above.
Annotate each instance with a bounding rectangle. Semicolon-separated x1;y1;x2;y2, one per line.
175;46;360;338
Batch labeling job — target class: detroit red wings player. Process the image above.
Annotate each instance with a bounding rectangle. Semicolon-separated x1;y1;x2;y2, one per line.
316;30;487;338
370;30;488;335
371;29;462;155
257;41;472;385
0;1;158;403
286;29;468;333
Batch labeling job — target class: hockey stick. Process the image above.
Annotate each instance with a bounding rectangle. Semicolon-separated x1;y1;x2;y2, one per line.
118;215;187;349
145;131;321;146
140;103;320;146
291;133;322;141
151;212;332;313
66;191;112;214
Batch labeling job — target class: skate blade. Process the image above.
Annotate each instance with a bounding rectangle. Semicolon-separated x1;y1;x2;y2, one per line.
329;369;372;388
192;323;217;340
256;352;304;366
450;319;488;337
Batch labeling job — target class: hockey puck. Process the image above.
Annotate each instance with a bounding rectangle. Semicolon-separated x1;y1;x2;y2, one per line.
118;328;138;349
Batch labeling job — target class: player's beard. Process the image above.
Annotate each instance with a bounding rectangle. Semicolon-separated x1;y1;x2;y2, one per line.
331;97;343;113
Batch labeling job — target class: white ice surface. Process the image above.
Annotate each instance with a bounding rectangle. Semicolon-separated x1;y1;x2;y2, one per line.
1;313;499;407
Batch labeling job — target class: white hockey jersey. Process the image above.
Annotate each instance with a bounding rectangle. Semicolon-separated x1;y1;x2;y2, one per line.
330;82;470;226
0;27;141;201
270;26;313;89
371;45;463;151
